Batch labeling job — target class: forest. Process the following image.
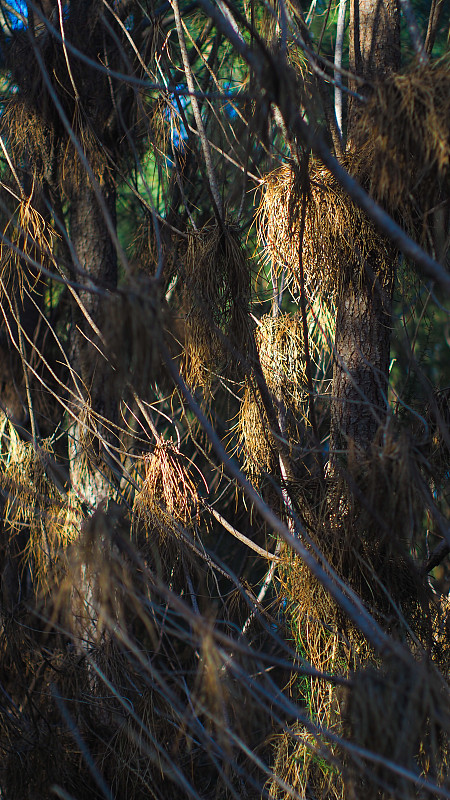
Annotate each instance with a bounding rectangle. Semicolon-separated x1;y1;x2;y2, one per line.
0;0;449;798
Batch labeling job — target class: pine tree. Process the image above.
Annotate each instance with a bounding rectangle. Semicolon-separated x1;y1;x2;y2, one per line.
0;2;449;798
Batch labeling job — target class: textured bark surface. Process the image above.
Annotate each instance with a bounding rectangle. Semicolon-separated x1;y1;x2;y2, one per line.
69;181;117;395
67;182;119;641
330;0;400;458
349;0;400;84
330;274;393;454
69;181;118;508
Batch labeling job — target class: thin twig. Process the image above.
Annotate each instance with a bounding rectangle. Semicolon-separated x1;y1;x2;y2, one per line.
56;0;80;100
425;0;444;55
205;502;280;561
399;0;428;64
334;0;347;139
422;539;450;576
171;0;223;220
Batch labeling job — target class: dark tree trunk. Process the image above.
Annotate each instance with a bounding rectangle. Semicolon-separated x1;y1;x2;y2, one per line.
349;0;400;86
69;180;118;508
66;180;119;643
330;270;394;454
330;0;400;459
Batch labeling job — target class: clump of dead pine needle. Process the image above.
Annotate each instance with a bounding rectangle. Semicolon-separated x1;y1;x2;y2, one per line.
104;279;166;396
0;101;54;187
134;438;200;530
351;58;450;229
181;223;251;388
279;435;429;683
0;413;72;596
1;96;109;191
46;489;83;551
132;216;181;281
267;725;343;800
238;312;308;477
278;541;372;799
2;8;141;193
239;381;275;476
256;312;308;403
131;440;206;592
0;192;59;295
68;400;120;508
346;656;450;798
315;434;426;629
273;433;432;797
259;160;391;298
56;502;134;642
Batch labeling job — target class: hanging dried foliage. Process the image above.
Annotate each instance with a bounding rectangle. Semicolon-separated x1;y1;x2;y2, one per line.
56;501;134;641
0;101;56;187
271;431;434;798
134;438;200;531
131;438;205;590
1;93;110;193
346;656;450;799
238;381;275;476
351;58;450;230
0;414;79;595
181;223;252;388
267;722;343;800
258;159;391;300
0;192;59;295
0;8;150;193
256;312;308;406
238;312;309;477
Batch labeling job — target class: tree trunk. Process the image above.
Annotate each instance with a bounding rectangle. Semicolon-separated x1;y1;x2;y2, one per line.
69;180;118;508
67;180;119;643
330;270;394;454
349;0;400;87
330;0;400;459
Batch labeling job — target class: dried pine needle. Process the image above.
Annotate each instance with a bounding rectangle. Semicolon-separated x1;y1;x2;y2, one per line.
181;223;251;388
134;438;200;530
1;192;59;295
351;57;450;227
238;312;309;477
259;159;390;301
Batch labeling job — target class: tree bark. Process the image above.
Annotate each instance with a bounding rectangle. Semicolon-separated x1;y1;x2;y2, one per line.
69;180;118;508
330;0;400;459
330;270;394;454
349;0;400;86
66;180;119;644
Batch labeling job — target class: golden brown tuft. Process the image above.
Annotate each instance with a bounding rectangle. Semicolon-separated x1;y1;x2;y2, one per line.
133;438;200;531
351;58;450;232
258;159;390;300
0;191;59;296
238;312;309;478
181;223;251;389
